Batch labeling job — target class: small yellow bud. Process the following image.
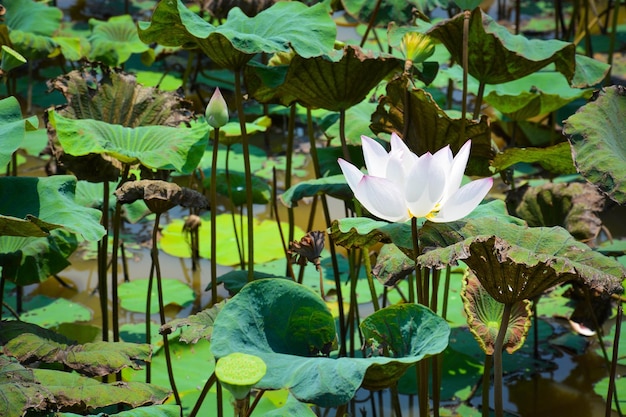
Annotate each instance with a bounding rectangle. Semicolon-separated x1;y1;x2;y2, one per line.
400;32;434;64
205;87;229;129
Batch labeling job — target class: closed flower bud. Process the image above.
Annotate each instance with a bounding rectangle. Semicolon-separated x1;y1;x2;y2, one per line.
205;87;229;129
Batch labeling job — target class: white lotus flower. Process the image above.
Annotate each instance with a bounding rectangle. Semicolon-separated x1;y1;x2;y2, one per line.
338;133;493;223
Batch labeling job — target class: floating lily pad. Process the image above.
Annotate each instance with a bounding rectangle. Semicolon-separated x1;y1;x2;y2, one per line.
117;278;195;314
18;295;91;327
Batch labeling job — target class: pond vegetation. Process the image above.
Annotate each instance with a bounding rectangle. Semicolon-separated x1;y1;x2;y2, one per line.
0;0;625;416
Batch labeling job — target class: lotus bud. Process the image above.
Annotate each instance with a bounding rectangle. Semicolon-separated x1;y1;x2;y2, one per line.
268;50;295;67
205;87;229;129
400;32;434;64
215;352;267;401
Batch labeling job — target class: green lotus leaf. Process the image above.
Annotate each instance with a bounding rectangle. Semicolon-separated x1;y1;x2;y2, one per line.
0;230;77;285
372;243;415;287
48;67;193;128
492;142;577;175
330;216;417;252
32;368;169;412
563;85;626;204
483;70;593;120
594;376;626;413
50;35;90;61
162;302;223;344
0;175;105;241
281;175;352;208
461;271;532;354
417;229;624;304
0;96;38;170
18;295;91;328
277;45;402;112
1;45;26;72
427;8;575;84
342;0;440;26
323;101;379;145
571;54;611;88
211;279;449;406
160;214;303;265
359;303;450;390
0;321;151;377
117;278;195;314
138;1;336;69
4;0;62;59
0;355;53;417
370;79;493;176
88;15;150;67
0;215;60;238
510;181;605;241
55;405;183;417
49;111;208;174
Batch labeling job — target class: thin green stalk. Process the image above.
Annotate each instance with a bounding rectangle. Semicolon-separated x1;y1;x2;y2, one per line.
245;390;266;417
0;271;5;320
152;212;182;410
98;181;110;341
390;384;403;417
338;109;350;162
225;145;245;269
431;269;441;417
359;0;383;48
210;127;220;305
217;379;224;417
285;104;296;245
233;68;254;281
362;247;379;311
411;218;429;417
460;10;470;144
604;0;620;84
472;81;486;121
145;261;155;384
482;355;493;417
189;372;217;417
442;266;451;320
606;304;623;417
111;165;130;344
493;303;512;417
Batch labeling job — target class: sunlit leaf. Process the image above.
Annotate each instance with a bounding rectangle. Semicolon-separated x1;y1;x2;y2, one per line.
88;15;150;67
281;175;352;208
0;356;53;417
563;85;626;204
492;142;577;175
50;111;208;174
4;0;62;59
162;302;223;344
18;295;91;327
117;278;195;314
0;96;38;170
0;321;151;377
461;271;532;354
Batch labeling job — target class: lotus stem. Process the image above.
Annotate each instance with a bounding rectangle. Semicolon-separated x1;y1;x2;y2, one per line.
460;10;470;144
245;390;266;417
145;260;155;383
217;378;224;417
111;164;130;345
493;302;512;417
210;127;220;305
225;145;245;269
359;0;383;48
362;247;379;311
482;354;493;417
285;104;296;246
604;0;620;84
338;109;350;162
411;217;429;417
431;268;441;417
606;304;623;417
233;67;255;281
442;266;451;320
189;371;217;417
390;383;403;417
98;181;110;341
473;81;486;121
152;212;182;410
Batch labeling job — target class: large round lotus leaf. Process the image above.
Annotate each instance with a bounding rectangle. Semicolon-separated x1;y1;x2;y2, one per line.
18;295;92;327
4;0;62;59
0;96;38;169
563;85;626;204
88;15;150;67
359;303;450;390
210;279;449;406
492;142;577;175
49;111;208;174
461;271;531;355
427;8;575;84
342;0;439;26
160;214;303;266
117;278;195;313
138;1;336;70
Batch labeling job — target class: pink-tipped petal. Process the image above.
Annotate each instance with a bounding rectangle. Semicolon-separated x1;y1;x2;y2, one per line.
429;177;493;223
338;158;364;193
361;136;389;178
355;176;409;222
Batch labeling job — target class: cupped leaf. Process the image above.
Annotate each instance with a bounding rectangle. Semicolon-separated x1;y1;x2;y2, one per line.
370;78;492;176
0;321;151;377
461;271;531;354
0;230;77;285
88;15;150;66
115;180;208;214
359;303;450;390
563;85;626;204
492;142;576;175
0;95;38;170
211;279;449;406
0;175;105;241
1;45;27;72
275;45;402;112
49;111;208;174
4;0;62;59
509;181;605;241
117;278;195;314
138;1;336;69
281;175;352;208
48;66;193;128
427;8;576;84
417;228;624;304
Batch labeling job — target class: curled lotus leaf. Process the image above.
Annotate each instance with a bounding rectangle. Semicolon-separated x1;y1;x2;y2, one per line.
508;181;605;242
563;85;626;204
427;7;575;84
115;180;208;214
461;271;532;355
87;15;150;67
